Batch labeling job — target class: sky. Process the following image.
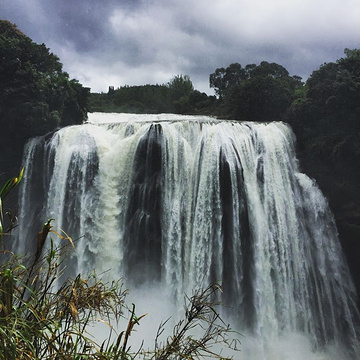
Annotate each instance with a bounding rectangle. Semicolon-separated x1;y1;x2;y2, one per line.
1;0;360;94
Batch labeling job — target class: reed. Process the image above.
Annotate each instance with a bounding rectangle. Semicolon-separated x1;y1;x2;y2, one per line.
0;171;239;359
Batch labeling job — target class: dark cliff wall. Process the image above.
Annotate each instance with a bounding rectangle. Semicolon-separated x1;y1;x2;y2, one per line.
298;153;360;306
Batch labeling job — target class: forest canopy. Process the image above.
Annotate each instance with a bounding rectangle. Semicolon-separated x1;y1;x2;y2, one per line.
89;74;215;115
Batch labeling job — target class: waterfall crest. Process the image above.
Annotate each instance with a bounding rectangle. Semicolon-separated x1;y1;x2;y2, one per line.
16;112;360;358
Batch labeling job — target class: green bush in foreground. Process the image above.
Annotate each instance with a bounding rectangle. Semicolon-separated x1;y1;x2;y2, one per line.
0;172;239;359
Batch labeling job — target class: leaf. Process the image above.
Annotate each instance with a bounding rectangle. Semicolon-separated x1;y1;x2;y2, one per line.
0;168;24;200
49;229;75;249
69;300;79;320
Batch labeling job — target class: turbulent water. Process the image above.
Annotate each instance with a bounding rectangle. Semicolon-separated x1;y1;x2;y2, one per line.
16;112;360;359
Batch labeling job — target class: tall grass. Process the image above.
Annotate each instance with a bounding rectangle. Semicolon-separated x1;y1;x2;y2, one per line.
0;171;239;359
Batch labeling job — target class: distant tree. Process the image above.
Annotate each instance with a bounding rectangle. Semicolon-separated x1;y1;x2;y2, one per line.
209;67;226;98
90;80;213;116
209;63;248;98
167;74;195;113
187;90;212;112
167;74;194;99
108;84;172;113
211;61;303;121
342;48;360;77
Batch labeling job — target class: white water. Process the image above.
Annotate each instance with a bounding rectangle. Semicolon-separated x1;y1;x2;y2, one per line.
16;112;360;359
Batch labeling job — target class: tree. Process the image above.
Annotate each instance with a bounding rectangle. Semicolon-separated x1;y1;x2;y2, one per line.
167;74;195;113
209;67;226;98
249;61;290;79
288;48;360;164
0;21;89;177
209;63;247;98
284;50;360;298
211;61;303;121
304;49;360;132
167;74;194;99
0;21;89;139
226;76;293;121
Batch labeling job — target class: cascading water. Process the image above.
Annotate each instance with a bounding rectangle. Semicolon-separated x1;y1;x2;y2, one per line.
15;112;360;359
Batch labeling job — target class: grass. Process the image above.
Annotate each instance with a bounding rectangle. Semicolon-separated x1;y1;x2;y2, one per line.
0;171;239;359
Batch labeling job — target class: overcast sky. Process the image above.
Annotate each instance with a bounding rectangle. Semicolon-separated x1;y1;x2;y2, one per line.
1;0;360;94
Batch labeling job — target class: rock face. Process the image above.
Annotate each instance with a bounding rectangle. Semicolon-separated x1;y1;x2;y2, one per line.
332;201;360;306
338;218;360;297
299;155;360;307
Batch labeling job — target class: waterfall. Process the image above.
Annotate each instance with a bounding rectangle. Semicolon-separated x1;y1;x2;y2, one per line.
15;112;360;359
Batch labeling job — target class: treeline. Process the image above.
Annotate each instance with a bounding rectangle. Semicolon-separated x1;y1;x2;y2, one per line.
90;51;360;193
89;51;360;188
90;75;217;115
89;61;303;122
209;61;303;122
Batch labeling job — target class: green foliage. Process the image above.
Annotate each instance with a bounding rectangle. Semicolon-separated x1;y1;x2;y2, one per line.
209;67;226;98
287;48;360;166
249;61;290;79
167;74;194;113
112;84;172;113
0;248;238;360
210;61;303;121
284;50;360;272
225;76;292;121
0;21;89;158
167;74;193;99
0;21;90;182
0;248;128;360
209;63;248;98
89;75;214;115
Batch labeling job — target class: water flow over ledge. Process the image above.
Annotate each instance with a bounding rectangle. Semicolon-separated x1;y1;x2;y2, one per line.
16;112;360;359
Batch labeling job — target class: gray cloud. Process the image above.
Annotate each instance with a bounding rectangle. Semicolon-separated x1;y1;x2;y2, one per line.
2;0;360;93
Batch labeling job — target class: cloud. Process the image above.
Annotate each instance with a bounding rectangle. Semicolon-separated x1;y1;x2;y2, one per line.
2;0;360;93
